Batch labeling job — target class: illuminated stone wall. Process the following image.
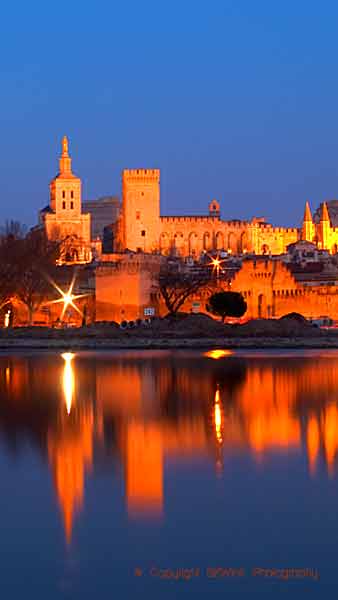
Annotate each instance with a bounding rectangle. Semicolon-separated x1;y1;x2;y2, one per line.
181;259;338;320
95;254;162;322
229;259;338;319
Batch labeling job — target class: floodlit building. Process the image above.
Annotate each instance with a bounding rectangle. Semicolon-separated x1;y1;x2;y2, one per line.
39;136;91;263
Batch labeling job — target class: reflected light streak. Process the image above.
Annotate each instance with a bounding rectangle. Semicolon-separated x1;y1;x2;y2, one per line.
214;387;223;445
61;353;75;414
204;349;233;360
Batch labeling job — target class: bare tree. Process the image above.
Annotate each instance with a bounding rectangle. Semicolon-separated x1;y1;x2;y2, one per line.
12;229;60;325
0;220;27;238
159;260;211;315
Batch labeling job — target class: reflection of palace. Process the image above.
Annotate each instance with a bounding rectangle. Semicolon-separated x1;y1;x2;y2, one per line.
1;353;338;542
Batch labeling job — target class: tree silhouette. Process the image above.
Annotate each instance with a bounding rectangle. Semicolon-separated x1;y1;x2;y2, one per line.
206;291;247;322
159;260;210;315
11;229;60;325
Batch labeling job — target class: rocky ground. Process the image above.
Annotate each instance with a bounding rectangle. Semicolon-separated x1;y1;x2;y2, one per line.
0;313;337;349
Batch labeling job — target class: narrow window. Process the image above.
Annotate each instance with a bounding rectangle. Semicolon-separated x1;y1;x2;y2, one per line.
70;201;74;209
71;191;74;199
136;211;140;220
62;191;66;199
141;230;146;237
62;201;66;209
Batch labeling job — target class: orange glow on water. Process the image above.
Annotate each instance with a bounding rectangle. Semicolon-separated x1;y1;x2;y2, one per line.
5;352;338;545
126;422;163;518
204;350;233;360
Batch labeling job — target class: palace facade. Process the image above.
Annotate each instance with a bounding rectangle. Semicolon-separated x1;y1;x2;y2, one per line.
114;169;338;257
40;137;338;260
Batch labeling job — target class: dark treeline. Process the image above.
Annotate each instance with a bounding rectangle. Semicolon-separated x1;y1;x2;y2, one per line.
0;222;60;324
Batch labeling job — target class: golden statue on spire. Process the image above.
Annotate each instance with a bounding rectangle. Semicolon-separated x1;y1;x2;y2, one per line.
62;135;69;157
59;135;72;175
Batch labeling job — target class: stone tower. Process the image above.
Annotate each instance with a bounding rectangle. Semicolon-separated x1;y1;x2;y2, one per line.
208;199;220;217
318;201;330;250
301;201;315;242
41;136;91;263
50;136;82;216
121;169;160;253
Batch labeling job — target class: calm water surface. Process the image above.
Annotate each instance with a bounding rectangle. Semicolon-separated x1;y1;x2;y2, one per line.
0;349;338;599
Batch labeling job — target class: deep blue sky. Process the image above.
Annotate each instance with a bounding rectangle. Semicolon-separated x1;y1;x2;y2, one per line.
1;0;338;227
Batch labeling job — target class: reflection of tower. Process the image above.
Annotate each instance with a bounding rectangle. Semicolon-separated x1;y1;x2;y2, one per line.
305;407;338;477
125;421;163;518
236;367;300;459
48;409;94;544
307;416;320;475
47;355;93;544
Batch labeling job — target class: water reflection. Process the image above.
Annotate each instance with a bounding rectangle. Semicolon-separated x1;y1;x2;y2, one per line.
1;351;338;543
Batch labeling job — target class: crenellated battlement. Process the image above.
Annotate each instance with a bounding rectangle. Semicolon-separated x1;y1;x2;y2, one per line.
160;216;250;227
122;168;160;182
253;223;299;234
160;215;219;224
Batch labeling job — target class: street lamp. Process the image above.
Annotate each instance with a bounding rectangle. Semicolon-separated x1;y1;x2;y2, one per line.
207;253;225;280
47;275;87;322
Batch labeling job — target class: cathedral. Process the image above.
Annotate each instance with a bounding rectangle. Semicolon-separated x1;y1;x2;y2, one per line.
40;137;338;261
39;137;91;263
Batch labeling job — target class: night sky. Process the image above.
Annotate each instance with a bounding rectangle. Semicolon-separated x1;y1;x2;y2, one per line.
1;0;338;227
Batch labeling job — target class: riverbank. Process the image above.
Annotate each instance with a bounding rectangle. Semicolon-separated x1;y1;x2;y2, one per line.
1;313;337;350
0;335;338;350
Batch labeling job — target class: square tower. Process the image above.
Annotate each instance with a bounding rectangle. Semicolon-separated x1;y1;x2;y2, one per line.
121;169;160;252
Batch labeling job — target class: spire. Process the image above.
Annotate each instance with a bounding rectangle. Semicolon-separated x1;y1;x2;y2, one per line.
320;201;330;222
303;201;312;222
59;135;72;175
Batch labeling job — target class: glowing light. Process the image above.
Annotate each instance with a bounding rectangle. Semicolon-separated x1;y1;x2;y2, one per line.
4;311;10;328
204;349;233;360
46;274;87;321
206;252;226;279
62;352;75;414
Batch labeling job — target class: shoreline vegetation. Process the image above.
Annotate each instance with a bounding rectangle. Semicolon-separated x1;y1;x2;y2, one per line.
0;313;338;350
